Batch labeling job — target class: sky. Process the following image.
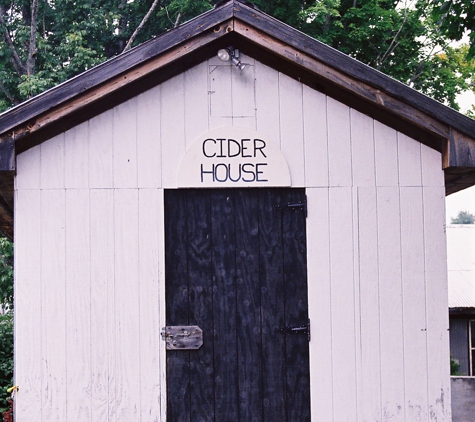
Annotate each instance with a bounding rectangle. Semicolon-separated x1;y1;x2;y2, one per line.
446;186;475;224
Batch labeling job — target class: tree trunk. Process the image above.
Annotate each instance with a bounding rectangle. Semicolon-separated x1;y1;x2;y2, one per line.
26;0;39;76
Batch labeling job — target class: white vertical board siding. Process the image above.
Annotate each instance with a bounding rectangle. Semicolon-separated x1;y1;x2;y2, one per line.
184;62;209;147
377;187;405;420
16;144;40;190
41;133;65;189
40;189;67;421
65;189;91;420
424;186;451;420
398;132;422;186
137;87;162;188
14;190;42;421
356;187;382;421
375;121;399;186
422;144;444;187
329;187;357;419
279;73;305;186
90;189;114;421
65;122;89;188
209;64;233;120
138;189;162;421
89;111;114;188
113;99;138;189
400;187;428;420
351;109;376;186
303;86;328;187
14;57;449;421
307;188;333;419
208;54;256;129
327;98;352;187
161;74;186;188
255;61;280;141
114;189;141;420
232;57;256;129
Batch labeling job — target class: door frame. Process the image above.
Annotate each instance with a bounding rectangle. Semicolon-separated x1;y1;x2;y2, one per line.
158;187;319;421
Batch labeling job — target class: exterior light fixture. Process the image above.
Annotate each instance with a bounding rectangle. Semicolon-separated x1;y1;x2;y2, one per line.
217;46;250;73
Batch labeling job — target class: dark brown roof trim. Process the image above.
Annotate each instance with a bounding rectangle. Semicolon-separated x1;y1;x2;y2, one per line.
0;1;235;136
231;1;475;140
2;0;474;143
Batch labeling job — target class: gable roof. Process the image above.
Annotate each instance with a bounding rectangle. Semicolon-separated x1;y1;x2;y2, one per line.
0;0;475;240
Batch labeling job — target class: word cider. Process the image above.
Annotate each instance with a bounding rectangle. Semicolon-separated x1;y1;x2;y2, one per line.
200;137;268;183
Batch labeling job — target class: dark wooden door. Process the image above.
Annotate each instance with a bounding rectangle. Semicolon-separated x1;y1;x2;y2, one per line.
164;188;310;422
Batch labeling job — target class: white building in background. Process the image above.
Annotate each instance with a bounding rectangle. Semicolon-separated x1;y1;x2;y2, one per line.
448;224;475;374
446;224;475;422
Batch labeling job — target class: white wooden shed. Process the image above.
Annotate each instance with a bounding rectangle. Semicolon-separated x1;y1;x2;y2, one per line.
1;1;475;420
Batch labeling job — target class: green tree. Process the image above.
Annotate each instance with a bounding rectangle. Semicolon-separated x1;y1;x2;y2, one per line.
451;355;461;375
0;0;214;109
0;236;13;414
1;0;474;112
296;0;474;110
432;0;475;58
451;210;475;224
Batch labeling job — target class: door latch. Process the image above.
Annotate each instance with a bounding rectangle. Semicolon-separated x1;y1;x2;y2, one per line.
279;319;310;341
161;325;203;350
276;200;307;217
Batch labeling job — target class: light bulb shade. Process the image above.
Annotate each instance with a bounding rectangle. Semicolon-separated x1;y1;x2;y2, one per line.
231;57;249;73
217;48;231;62
238;63;249;72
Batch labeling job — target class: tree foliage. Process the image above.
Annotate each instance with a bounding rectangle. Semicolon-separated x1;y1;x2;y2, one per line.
432;0;475;58
451;210;475;224
253;0;475;111
0;0;214;109
0;236;13;414
0;0;474;112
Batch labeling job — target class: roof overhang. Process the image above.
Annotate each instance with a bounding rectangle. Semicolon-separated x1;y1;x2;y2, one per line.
0;0;475;240
449;308;475;317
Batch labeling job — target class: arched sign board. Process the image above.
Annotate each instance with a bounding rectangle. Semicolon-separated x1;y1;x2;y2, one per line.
177;127;291;188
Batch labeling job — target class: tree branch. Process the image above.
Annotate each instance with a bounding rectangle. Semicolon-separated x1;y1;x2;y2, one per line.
165;6;182;28
26;0;39;76
0;78;17;105
0;6;26;76
123;0;160;53
376;8;408;69
174;11;182;28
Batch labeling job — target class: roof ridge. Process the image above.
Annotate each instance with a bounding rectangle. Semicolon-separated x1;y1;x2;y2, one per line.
215;0;256;8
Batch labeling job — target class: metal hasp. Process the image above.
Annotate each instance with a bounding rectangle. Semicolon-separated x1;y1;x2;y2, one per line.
276;199;307;217
279;319;310;341
161;325;203;350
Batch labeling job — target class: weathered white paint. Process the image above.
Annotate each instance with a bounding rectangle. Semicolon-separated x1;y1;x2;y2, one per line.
14;54;450;421
90;189;114;421
177;126;291;187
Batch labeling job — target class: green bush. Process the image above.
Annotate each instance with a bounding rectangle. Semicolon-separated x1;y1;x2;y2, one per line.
0;313;13;414
0;236;13;414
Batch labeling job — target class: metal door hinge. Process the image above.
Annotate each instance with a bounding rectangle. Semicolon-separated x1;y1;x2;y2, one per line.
279;318;310;341
161;325;203;350
277;199;307;217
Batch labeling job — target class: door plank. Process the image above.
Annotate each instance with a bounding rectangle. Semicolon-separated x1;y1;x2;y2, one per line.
259;189;287;420
235;189;263;421
186;190;215;421
282;189;311;421
165;190;191;422
165;188;310;421
210;190;239;420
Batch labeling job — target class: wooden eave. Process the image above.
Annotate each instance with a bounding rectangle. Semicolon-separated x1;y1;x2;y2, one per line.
0;0;474;240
